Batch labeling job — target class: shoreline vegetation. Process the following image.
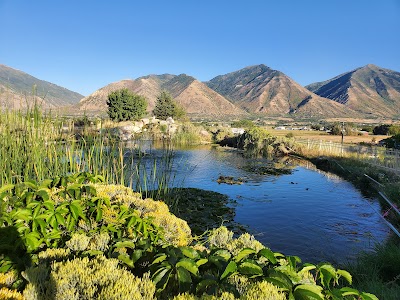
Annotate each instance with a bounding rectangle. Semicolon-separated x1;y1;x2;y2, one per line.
0;107;398;299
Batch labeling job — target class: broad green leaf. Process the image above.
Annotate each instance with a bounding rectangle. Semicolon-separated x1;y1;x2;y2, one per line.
118;253;134;268
25;232;43;252
131;249;143;263
264;277;291;291
70;200;84;220
258;248;277;264
176;258;199;276
238;261;263;276
337;269;352;285
152;266;171;285
12;209;32;222
288;255;301;269
220;261;237;280
42;200;55;210
318;263;336;288
39;179;53;188
340;287;360;296
61;177;67;188
34;218;47;234
294;284;324;300
152;254;167;265
177;266;192;292
234;248;256;262
36;189;50;201
212;249;231;261
55;212;66;226
266;269;293;290
196;258;208;267
23;181;37;190
360;292;379;300
300;263;316;273
48;215;58;229
115;241;136;249
45;229;62;240
0;184;14;194
24;192;34;205
180;246;200;259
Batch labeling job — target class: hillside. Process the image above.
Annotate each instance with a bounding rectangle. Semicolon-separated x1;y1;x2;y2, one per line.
79;74;246;117
306;64;400;118
0;64;83;109
206;64;359;118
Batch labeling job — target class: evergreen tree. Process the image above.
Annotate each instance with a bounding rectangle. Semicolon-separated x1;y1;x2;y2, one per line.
106;88;147;122
153;91;185;120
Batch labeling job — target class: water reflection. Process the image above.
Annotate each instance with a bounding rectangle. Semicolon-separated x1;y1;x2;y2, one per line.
134;144;389;264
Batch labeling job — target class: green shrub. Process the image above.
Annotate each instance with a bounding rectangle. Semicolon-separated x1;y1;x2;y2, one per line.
107;88;147;122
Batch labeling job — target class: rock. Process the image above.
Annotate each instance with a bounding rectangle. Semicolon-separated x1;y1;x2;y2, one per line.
141;118;150;125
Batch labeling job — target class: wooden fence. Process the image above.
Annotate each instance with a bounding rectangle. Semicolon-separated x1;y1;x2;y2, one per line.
296;139;400;173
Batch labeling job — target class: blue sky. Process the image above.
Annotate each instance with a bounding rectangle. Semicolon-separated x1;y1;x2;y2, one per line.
0;0;399;96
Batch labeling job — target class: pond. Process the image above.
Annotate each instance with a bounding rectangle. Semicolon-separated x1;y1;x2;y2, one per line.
134;143;390;264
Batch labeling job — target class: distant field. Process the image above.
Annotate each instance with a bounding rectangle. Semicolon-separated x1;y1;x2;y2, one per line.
266;127;388;145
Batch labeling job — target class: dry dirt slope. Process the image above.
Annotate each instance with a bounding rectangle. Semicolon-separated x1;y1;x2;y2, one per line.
206;64;360;118
306;64;400;118
78;74;246;117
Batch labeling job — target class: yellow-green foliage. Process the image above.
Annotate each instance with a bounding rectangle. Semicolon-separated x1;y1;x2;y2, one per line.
93;183;192;247
172;292;235;300
241;281;285;300
208;226;264;255
37;248;71;264
23;256;155;300
65;233;111;252
0;271;17;288
0;287;25;300
0;271;24;300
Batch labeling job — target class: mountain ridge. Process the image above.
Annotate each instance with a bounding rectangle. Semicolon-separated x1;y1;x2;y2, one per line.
206;64;360;118
0;64;83;109
78;73;246;117
306;64;400;117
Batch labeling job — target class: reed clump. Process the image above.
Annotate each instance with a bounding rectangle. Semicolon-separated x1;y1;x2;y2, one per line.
0;106;167;188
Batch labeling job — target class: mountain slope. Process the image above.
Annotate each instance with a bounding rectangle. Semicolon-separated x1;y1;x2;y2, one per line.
0;64;83;109
206;64;358;118
79;74;246;117
306;64;400;117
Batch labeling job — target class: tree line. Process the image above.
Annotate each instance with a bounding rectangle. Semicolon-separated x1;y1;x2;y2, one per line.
106;89;186;122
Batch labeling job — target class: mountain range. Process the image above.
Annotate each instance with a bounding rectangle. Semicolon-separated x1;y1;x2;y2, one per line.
0;64;83;109
305;64;400;118
1;63;400;120
79;74;245;117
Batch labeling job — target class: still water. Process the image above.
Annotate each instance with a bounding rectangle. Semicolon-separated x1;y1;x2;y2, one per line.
137;144;389;264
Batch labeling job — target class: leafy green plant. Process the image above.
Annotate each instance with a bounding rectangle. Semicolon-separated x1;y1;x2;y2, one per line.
0;173;164;275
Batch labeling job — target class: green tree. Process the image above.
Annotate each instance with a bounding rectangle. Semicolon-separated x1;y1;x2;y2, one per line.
106;88;147;122
153;91;186;120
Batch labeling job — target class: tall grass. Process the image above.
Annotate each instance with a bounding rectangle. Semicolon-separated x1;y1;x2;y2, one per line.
346;238;400;300
0;106;173;191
